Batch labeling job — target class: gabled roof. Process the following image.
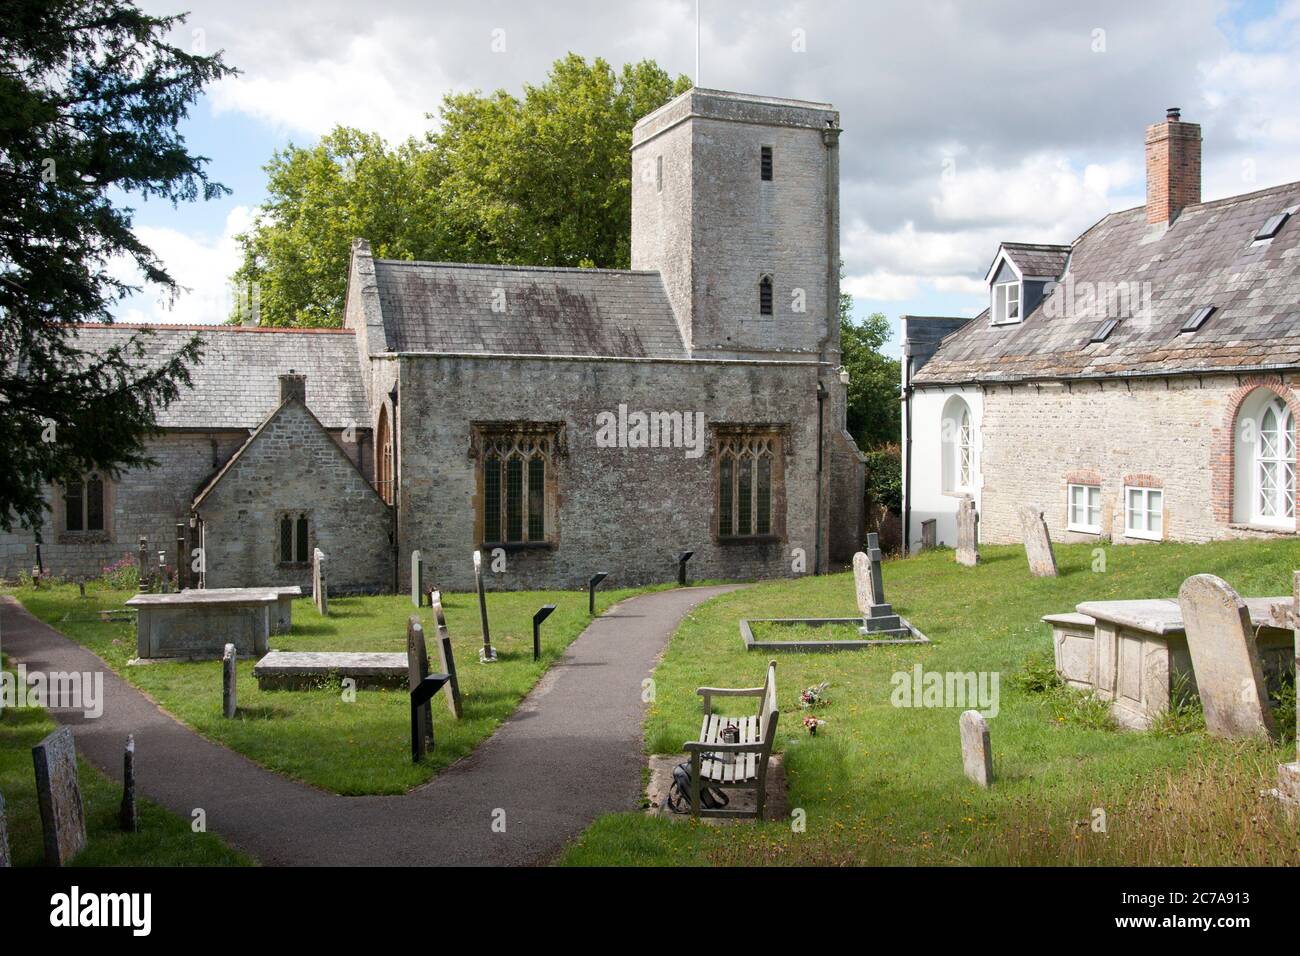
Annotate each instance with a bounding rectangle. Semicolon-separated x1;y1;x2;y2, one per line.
371;259;688;358
65;325;369;429
985;242;1071;282
915;180;1300;384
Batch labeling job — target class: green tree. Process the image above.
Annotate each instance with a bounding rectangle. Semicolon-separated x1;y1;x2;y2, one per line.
840;291;902;451
0;0;234;533
235;54;690;326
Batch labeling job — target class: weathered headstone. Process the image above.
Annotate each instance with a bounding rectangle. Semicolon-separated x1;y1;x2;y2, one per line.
920;519;936;551
1018;504;1058;578
120;735;138;832
959;710;992;788
407;616;434;756
32;727;87;866
411;550;423;607
222;643;237;718
854;534;909;638
137;535;150;590
1178;573;1275;741
430;596;463;719
0;791;10;867
473;551;495;662
312;548;328;616
1280;570;1300;804
956;496;979;567
176;523;189;591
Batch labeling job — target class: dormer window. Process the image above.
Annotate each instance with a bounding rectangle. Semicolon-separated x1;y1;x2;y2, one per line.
992;281;1020;325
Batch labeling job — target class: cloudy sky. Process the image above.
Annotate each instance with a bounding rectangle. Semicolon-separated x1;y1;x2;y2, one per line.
118;0;1300;355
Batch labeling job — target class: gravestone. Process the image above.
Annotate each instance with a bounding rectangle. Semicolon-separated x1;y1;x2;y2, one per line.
120;735;137;832
222;643;237;718
959;710;992;788
920;519;936;550
411;550;423;607
32;727;87;866
1178;574;1275;741
137;536;150;590
430;595;463;719
473;551;495;662
956;497;979;567
407;616;434;756
1018;505;1058;578
0;791;10;867
312;548;328;616
854;534;909;638
1280;570;1300;804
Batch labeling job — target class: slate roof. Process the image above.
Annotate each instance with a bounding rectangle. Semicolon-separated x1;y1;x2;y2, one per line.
372;259;688;358
995;242;1071;279
915;180;1300;384
66;325;369;430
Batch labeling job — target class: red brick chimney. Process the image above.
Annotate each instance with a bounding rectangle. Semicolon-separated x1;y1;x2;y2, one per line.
1146;107;1201;225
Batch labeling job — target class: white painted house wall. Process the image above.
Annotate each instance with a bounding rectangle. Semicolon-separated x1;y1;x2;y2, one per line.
905;386;982;554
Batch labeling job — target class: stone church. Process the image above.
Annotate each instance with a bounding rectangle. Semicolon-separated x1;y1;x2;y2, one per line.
903;107;1300;553
4;88;866;593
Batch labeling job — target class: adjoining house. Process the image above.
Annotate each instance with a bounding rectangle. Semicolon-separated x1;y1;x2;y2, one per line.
2;88;867;592
903;107;1300;553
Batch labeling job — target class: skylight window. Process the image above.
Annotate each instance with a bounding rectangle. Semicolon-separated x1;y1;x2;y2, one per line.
1180;305;1215;333
1090;318;1119;343
1254;212;1290;242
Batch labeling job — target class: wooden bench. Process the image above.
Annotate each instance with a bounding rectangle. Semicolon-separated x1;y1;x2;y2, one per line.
683;660;779;820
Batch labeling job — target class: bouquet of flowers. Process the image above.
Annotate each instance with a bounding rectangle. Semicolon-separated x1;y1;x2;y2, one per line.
803;715;826;736
799;681;830;709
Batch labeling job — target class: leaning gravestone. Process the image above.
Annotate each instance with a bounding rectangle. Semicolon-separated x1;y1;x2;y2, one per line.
1279;571;1300;803
222;643;237;718
956;497;979;567
411;550;423;607
854;534;909;638
32;726;87;866
407;616;435;756
959;710;992;788
430;595;463;719
120;735;138;833
312;548;328;616
1178;574;1275;741
1018;504;1058;578
473;551;495;663
0;791;10;867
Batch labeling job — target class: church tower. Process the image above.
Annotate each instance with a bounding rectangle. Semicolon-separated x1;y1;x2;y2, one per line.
631;88;842;361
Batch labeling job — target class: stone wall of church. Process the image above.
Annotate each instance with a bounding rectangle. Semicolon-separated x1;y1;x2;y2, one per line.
396;354;844;592
0;432;248;583
195;401;392;593
973;373;1300;546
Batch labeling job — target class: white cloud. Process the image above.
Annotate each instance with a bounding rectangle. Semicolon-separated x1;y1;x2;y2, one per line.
112;207;254;325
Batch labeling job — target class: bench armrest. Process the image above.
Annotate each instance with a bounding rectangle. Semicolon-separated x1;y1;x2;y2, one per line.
696;686;764;713
684;740;769;754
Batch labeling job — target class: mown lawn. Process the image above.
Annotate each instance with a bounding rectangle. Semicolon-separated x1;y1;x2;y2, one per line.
1;657;251;867
560;539;1300;866
9;583;660;795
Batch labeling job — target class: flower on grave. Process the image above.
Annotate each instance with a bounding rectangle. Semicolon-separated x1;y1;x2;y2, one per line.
799;681;830;709
803;715;825;735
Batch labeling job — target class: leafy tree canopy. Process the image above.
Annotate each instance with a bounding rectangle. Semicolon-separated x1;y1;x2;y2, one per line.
0;0;234;533
840;289;902;451
235;54;692;326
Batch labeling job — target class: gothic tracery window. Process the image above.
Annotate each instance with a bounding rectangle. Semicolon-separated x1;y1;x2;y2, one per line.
476;427;558;545
717;431;782;539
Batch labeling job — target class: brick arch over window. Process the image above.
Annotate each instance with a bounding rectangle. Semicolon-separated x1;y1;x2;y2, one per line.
1211;376;1300;526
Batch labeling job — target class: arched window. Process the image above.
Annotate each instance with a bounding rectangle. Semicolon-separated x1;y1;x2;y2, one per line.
1233;389;1297;528
476;428;555;545
717;431;780;538
759;275;773;315
941;396;975;494
375;405;394;505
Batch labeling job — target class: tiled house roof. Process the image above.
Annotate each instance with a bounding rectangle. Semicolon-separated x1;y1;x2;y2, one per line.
994;242;1071;279
915;180;1300;384
66;325;369;429
372;260;688;358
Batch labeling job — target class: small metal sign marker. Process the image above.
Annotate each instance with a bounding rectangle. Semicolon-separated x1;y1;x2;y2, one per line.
532;604;557;661
588;572;609;616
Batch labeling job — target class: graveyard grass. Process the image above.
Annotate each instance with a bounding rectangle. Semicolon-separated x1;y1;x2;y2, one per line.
560;538;1300;866
7;584;661;795
0;660;251;866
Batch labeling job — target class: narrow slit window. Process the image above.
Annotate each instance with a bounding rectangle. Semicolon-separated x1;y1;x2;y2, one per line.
756;457;772;536
759;275;773;315
737;456;753;535
760;146;773;181
719;456;734;537
279;516;293;562
86;475;104;531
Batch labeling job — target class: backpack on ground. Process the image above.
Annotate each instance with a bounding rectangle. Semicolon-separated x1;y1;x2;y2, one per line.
665;760;729;814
